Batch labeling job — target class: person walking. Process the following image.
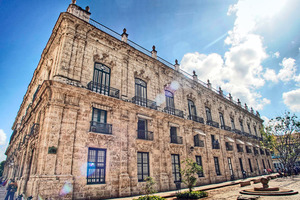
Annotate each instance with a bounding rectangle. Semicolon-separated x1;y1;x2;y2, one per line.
4;179;18;200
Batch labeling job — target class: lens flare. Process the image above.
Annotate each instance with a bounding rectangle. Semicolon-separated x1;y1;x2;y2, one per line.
60;182;73;196
38;195;43;200
155;93;165;106
170;81;180;91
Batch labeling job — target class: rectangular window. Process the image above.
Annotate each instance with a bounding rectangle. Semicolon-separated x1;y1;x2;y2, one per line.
171;154;181;182
137;152;149;181
90;108;111;134
205;107;212;122
248;124;251;134
170;127;181;144
137;118;149;139
214;157;221;176
262;159;266;169
248;158;253;172
196;156;204;177
87;148;106;184
267;160;271;168
240;121;244;132
231;118;235;130
188;100;197;116
254;126;257;136
219;113;225;129
228;157;234;177
239;158;244;172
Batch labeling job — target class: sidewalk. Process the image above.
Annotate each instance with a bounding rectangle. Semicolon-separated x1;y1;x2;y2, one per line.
0;185;7;199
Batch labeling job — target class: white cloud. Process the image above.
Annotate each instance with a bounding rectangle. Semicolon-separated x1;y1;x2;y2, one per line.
0;129;7;145
264;68;278;82
278;58;297;82
273;51;280;58
282;89;300;112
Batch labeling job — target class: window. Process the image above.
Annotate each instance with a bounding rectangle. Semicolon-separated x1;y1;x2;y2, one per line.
247;124;251;134
228;157;234;177
267;160;271;168
211;135;219;149
240;121;244;132
137;118;152;140
205;107;212;122
92;63;111;95
231;118;235;130
171;154;181;182
196;156;204;177
170;127;182;144
262;159;266;169
214;157;221;175
90;108;111;134
134;78;147;106
256;159;260;173
87;148;106;184
248;158;253;172
239;158;244;172
219;113;225;129
188;100;197;117
254;126;257;136
137;152;149;181
165;90;175;108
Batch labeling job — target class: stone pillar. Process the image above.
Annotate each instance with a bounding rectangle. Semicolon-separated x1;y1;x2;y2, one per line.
121;28;128;43
151;45;157;59
174;59;180;71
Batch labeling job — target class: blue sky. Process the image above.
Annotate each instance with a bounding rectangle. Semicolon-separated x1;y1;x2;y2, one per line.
0;0;300;161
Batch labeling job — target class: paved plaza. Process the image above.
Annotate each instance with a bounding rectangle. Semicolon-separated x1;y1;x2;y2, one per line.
0;175;298;199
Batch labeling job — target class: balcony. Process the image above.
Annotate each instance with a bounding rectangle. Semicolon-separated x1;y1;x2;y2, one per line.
29;123;39;136
237;145;244;152
87;81;120;99
221;125;231;131
232;129;242;135
212;141;220;149
266;150;270;156
207;120;219;128
164;107;184;118
188;115;204;124
254;148;259;155
137;130;153;140
90;121;112;134
194;135;204;147
132;96;157;110
226;142;233;151
246;146;252;153
171;135;183;144
260;148;265;155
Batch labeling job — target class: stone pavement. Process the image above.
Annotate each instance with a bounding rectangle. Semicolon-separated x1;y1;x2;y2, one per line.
0;185;7;199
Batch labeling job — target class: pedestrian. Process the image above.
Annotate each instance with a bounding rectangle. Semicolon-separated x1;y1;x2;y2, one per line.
4;179;18;200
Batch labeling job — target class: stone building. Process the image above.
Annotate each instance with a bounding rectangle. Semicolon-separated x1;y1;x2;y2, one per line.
4;2;273;199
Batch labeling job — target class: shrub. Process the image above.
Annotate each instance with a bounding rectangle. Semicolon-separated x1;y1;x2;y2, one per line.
136;195;165;200
176;191;208;199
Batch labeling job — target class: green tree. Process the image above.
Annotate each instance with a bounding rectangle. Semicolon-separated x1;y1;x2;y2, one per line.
144;176;156;196
180;158;202;192
0;160;6;177
261;112;300;173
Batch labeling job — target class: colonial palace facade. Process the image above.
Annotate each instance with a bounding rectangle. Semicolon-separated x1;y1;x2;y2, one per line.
4;2;273;199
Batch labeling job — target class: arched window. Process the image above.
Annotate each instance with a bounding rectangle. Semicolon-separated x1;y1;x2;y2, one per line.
92;63;111;95
165;90;174;108
188;99;197;117
134;78;147;106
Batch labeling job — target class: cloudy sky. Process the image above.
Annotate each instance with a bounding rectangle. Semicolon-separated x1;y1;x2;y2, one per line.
0;0;300;161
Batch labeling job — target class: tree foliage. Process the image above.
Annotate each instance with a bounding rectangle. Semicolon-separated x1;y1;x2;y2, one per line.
180;158;202;192
144;176;156;196
0;160;5;177
261;112;300;172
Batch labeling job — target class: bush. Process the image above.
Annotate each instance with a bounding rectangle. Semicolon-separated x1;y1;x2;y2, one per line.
176;191;208;199
136;195;165;200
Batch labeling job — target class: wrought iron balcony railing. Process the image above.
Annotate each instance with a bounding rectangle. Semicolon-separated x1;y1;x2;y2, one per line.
260;148;265;155
221;125;231;131
87;81;120;99
164;107;184;118
232;129;242;135
254;148;259;155
212;142;220;149
207;120;219;128
237;145;244;152
266;150;270;156
90;121;112;134
132;96;157;110
170;135;183;144
226;142;233;151
194;135;204;147
246;146;252;153
188;115;204;124
137;130;153;140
